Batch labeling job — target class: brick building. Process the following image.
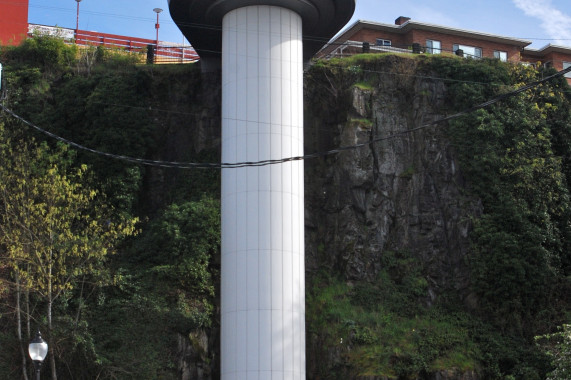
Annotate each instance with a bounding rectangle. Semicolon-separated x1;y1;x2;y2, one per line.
521;45;571;74
318;17;571;84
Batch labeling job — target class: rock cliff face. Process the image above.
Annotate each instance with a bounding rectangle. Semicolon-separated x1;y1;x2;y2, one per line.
144;69;222;213
304;56;482;303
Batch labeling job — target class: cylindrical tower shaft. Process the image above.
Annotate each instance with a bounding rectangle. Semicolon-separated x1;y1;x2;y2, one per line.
168;1;355;378
221;6;305;379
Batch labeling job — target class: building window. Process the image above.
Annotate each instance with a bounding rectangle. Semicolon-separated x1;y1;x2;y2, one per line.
376;39;391;47
453;44;482;59
494;51;508;62
564;62;571;78
426;40;441;54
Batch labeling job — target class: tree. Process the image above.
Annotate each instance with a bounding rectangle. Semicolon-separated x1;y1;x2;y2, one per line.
536;324;571;380
135;198;220;331
0;122;138;379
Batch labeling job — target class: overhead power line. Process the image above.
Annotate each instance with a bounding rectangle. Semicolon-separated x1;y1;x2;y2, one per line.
0;65;570;170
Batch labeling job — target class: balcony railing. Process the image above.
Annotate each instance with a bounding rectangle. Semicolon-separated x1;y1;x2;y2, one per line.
28;24;199;64
324;40;412;58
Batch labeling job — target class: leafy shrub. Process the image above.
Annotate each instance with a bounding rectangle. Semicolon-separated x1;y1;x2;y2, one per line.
4;35;77;74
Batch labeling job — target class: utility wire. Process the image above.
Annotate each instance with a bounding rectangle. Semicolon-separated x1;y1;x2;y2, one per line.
1;66;570;170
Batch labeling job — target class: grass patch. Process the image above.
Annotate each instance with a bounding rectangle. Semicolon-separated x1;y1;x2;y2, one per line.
307;261;481;379
354;81;374;91
350;118;374;129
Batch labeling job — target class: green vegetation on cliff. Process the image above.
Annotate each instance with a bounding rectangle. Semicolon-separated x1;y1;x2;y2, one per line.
305;54;571;379
0;36;570;379
0;37;220;379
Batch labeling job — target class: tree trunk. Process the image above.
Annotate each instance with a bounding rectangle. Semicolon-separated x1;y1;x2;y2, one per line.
49;299;57;380
15;271;30;380
26;287;30;338
48;259;57;380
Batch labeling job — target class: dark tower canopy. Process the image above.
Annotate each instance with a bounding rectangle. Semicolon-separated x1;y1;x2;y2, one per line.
168;0;356;69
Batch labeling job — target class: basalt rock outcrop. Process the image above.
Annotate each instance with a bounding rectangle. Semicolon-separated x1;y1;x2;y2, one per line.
304;56;482;304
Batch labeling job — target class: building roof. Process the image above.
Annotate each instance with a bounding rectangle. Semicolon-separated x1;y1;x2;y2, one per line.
523;44;571;57
324;19;533;51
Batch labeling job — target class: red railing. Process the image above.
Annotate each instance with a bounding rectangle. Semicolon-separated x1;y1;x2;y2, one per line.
28;25;199;63
75;30;199;63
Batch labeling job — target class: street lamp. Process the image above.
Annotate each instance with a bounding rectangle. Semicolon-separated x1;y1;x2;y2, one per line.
153;8;163;62
28;330;48;380
75;0;83;41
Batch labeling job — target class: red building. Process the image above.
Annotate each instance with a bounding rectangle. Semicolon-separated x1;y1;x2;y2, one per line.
0;0;29;45
318;17;571;84
521;45;571;75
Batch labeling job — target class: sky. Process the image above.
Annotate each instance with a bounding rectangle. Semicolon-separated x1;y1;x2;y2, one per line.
27;0;571;49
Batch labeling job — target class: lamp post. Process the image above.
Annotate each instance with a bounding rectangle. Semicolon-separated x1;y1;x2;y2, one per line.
28;330;48;380
153;8;163;63
75;0;82;37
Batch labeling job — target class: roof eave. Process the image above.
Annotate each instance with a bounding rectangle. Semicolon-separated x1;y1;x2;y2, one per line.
402;21;531;47
525;44;571;55
322;19;532;49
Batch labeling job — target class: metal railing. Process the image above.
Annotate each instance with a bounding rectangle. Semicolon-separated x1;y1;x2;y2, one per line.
28;24;199;64
324;40;412;58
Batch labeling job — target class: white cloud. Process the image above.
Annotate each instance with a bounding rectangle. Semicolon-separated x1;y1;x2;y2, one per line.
513;0;571;46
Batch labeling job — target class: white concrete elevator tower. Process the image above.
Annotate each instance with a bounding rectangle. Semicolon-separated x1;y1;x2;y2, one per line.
168;1;355;379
